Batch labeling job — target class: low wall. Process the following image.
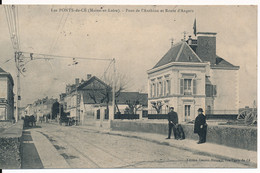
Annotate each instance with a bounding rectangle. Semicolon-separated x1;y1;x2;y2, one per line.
0;120;24;169
111;120;257;151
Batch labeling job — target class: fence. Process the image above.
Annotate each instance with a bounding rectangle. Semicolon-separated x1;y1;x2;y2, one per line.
148;114;168;119
114;114;139;120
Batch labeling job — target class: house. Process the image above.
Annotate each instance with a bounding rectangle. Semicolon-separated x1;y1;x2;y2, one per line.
61;74;149;123
30;97;58;121
115;92;148;115
60;74;108;122
147;32;239;122
79;91;148;121
0;67;14;120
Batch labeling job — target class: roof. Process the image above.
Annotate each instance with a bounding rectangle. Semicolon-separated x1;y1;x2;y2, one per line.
153;42;202;69
211;56;239;69
116;92;148;106
0;66;14;85
77;76;110;90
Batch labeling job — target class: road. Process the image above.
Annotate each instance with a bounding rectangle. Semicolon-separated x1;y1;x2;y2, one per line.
21;123;250;168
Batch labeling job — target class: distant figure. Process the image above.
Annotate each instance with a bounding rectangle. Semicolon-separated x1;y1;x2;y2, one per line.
194;108;207;144
166;107;178;139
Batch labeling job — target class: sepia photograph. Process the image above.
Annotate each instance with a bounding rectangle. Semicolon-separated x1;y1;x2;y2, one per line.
0;4;257;169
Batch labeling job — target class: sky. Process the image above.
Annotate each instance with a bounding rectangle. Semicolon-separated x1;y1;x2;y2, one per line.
0;5;257;108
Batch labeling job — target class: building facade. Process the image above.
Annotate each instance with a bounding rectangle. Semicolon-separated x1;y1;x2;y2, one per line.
147;32;239;122
0;67;14;120
26;97;58;121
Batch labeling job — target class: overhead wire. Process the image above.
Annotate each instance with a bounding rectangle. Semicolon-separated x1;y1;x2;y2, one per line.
4;6;16;50
50;11;70;54
49;12;65;54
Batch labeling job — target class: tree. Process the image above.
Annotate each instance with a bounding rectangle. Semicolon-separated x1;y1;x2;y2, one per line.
151;101;164;114
86;73;131;117
125;92;146;114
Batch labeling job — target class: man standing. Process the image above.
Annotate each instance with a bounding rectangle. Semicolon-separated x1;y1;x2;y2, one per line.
166;107;178;139
194;108;207;144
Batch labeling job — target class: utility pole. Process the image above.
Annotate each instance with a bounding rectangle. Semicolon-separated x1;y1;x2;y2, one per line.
111;58;116;121
15;52;21;122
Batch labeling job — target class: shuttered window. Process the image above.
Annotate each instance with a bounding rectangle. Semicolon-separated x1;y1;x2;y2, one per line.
206;84;217;97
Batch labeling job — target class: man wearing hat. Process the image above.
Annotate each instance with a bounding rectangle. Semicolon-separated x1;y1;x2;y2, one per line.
166;107;179;139
194;108;207;144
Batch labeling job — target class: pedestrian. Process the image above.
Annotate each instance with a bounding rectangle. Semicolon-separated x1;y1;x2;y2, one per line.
166;107;178;139
194;108;207;144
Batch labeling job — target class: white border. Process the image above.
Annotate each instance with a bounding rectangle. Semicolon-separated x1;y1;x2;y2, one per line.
2;0;260;5
1;1;260;173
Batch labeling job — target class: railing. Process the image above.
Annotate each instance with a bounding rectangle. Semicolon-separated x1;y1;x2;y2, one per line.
114;114;139;120
148;114;168;119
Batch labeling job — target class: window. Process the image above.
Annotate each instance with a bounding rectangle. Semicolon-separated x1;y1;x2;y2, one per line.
185;105;191;117
156;83;159;97
180;78;196;95
184;79;192;95
163;81;166;96
159;82;163;96
150;84;153;97
206;84;217;97
166;80;171;95
153;83;156;97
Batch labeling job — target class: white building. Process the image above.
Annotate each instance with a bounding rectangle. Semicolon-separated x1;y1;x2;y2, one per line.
147;32;239;122
0;67;14;120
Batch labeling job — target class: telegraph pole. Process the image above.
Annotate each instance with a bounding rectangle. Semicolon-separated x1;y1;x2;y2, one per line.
111;58;116;121
14;52;21;122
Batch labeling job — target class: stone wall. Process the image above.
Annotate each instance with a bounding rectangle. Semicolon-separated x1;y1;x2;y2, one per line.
0;120;24;169
111;120;257;151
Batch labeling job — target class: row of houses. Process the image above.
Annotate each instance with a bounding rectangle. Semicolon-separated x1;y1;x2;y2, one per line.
24;97;58;121
59;74;148;123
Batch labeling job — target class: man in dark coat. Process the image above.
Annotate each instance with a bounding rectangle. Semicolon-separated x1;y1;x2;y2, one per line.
166;107;178;139
194;108;207;144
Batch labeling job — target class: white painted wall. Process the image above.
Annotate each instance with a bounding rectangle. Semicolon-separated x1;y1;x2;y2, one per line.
211;69;239;113
148;64;207;121
0;77;7;99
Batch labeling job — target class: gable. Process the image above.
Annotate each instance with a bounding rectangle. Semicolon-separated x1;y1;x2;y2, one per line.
153;42;202;69
177;43;202;63
153;42;183;69
77;76;110;90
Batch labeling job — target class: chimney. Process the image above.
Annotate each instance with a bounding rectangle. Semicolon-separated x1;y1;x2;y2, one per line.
187;35;192;45
196;32;217;65
87;74;92;80
75;78;79;85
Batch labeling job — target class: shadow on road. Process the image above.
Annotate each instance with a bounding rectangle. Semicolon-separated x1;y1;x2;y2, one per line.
21;130;44;169
23;125;42;130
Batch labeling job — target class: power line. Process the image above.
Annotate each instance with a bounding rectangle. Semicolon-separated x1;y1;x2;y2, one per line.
49;12;65;53
4;6;16;50
4;5;20;51
20;51;113;61
50;11;70;54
